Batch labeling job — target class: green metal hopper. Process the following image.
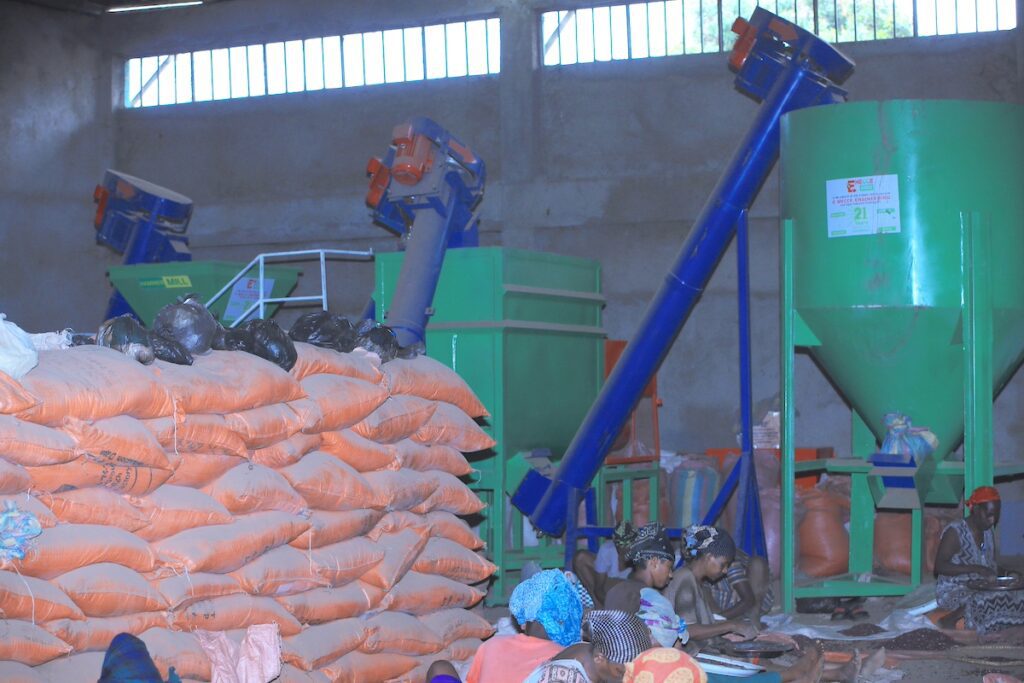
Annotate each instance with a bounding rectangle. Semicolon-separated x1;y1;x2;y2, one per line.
779;100;1024;608
107;260;300;327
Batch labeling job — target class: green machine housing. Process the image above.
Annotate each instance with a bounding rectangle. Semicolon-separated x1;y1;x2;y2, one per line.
375;247;605;603
779;100;1024;609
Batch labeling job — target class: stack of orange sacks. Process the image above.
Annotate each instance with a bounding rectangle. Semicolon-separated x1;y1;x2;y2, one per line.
0;341;497;683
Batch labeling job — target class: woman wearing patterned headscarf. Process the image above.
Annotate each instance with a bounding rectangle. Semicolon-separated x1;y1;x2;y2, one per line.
624;648;707;683
603;522;676;618
523;610;653;683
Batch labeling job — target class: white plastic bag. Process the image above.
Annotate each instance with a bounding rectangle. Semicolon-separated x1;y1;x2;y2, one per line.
0;314;38;379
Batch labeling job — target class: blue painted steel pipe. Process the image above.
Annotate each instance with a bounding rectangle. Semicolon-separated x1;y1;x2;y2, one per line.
526;9;854;536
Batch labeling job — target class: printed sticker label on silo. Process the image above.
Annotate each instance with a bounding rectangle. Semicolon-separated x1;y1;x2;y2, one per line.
825;174;901;238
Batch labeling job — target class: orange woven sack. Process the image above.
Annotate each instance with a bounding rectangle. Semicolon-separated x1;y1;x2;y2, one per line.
229;545;328;596
383;356;488;418
0;371;38;414
290;343;383;383
410;471;486;515
0;569;84;621
224;403;305;449
170;593;302;636
0;414;76;466
392;440;472;476
282;618;368;670
43;612;169;652
419;609;495;645
798;488;850;577
203;462;307;515
166;451;246;488
0;660;45;683
27;452;172;496
275;581;385;625
250;432;322;468
359;611;444;656
0;494;57;527
35;653;104;680
444;637;483;662
279;452;377;511
130;485;234;542
412;537;496;584
367;511;423;541
319;429;398;472
310;537;385;587
155;572;245;611
139;628;212;681
2;523;154;579
141;414;248;459
62;415;171;469
276;664;331;683
874;511;945;576
424;511;486;550
0;458;30;493
411;402;496;452
360;527;430;591
16;346;174;425
351;395;437;444
150;351;303;414
295;374;390;432
380;572;485;615
0;619;73;665
46;487;149;531
288;509;384;550
53;563;168;617
320;651;418;683
364;470;438;511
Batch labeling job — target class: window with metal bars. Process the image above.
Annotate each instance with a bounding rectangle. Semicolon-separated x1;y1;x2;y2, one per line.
541;0;1016;66
124;17;500;108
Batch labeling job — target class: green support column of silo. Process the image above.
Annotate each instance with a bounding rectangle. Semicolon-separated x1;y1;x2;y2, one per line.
779;100;1024;610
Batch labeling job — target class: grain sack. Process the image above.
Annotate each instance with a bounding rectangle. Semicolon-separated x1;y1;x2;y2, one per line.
0;661;44;683
444;637;484;662
310;537;385;587
0;619;73;665
279;452;377;511
46;487;149;531
53;563;168;617
412;537;496;584
319;429;398;472
294;374;389;432
418;609;494;645
142;414;248;459
281;618;368;670
0;569;84;621
798;488;850;577
139;628;213;681
130;485;234;542
150;351;303;414
166;452;247;488
380;572;485;615
410;471;486;515
275;582;385;625
424;511;486;550
351;395;437;444
289;343;382;383
250;432;322;469
155;572;245;611
43;612;169;652
411;402;496;452
275;664;331;683
2;523;154;579
365;469;438;511
360;527;430;591
0;458;30;493
203;462;307;515
34;653;104;681
392;440;472;476
0;370;37;414
62;415;171;469
171;594;302;636
229;545;327;596
224;403;305;449
15;346;173;424
359;611;444;656
152;511;310;574
27;451;172;496
320;651;418;683
288;509;384;550
0;493;57;527
0;414;76;466
382;356;488;418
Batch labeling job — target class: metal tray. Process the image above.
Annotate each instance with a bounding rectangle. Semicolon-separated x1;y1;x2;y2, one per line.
968;575;1023;592
722;641;796;658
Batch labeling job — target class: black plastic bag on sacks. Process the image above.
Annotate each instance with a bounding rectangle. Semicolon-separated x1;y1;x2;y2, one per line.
152;293;219;355
148;333;193;365
70;332;96;346
354;320;406;363
97;315;155;365
243;319;297;371
211;325;256;352
289;311;359;352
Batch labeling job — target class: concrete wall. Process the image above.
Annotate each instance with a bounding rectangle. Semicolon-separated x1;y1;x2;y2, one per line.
3;2;1023;468
0;3;116;331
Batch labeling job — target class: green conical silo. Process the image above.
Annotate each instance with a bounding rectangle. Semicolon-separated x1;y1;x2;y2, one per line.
781;99;1024;495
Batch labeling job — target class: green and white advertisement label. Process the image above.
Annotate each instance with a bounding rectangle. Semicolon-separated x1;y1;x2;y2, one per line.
825;174;901;238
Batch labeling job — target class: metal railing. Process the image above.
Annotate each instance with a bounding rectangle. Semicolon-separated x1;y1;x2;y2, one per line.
206;248;374;327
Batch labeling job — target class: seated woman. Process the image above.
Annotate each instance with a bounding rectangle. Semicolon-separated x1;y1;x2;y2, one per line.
935;486;1024;633
464;569;581;683
708;546;774;624
602;522;676;617
524;610;652;683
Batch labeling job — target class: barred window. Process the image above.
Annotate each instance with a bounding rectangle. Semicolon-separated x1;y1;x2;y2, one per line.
124;17;500;108
541;0;1016;66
